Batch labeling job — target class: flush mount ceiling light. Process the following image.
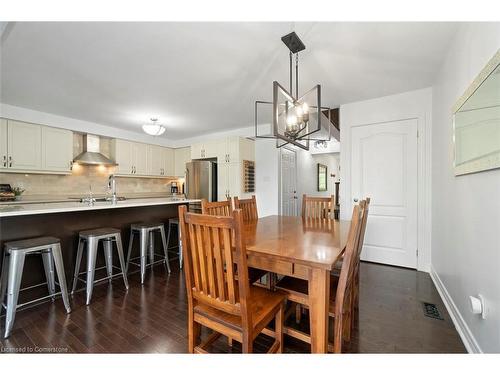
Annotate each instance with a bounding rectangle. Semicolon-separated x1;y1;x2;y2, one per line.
142;118;166;136
255;31;333;151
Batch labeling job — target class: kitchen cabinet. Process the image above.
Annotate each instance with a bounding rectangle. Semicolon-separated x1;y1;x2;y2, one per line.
190;140;218;159
113;139;134;175
217;136;255;164
164;147;174;176
0;119;7;170
113;139;149;176
133;142;149;175
0;119;73;174
218;162;242;201
149;145;174;177
7;120;42;171
148;145;164;176
41;126;73;172
174;147;191;177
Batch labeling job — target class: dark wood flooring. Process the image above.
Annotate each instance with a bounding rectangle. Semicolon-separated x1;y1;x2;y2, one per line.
0;262;466;353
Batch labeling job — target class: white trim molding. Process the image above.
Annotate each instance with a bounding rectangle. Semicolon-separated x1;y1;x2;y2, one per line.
430;267;482;353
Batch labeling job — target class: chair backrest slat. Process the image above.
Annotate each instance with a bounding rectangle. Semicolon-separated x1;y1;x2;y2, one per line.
179;205;251;326
201;198;232;216
332;198;370;353
302;194;335;219
233;195;258;221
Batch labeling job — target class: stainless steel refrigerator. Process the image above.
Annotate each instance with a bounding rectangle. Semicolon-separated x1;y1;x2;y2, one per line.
185;161;217;210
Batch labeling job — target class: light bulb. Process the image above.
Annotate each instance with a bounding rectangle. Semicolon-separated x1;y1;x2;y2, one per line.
295;105;303;117
286;115;297;126
302;102;309;114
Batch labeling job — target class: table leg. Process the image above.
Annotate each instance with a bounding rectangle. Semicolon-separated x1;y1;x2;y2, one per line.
309;267;330;353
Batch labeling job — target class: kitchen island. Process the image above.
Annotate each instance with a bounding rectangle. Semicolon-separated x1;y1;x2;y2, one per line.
0;197;199;289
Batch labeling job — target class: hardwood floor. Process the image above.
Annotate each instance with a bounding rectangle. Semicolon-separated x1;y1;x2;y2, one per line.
0;262;466;353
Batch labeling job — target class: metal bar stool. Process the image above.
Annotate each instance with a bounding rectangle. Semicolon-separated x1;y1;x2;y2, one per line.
0;236;71;338
71;228;129;305
166;218;183;269
126;223;171;284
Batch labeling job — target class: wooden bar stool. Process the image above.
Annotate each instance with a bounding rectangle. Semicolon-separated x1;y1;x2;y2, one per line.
0;236;71;338
126;222;171;284
71;228;129;304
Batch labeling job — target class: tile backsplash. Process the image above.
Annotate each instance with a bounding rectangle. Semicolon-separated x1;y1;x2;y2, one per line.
0;166;178;196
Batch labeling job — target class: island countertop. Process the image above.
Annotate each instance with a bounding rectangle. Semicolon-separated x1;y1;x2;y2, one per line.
0;197;200;218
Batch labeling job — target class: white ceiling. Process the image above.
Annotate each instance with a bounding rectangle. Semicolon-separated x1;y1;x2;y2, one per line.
1;22;459;140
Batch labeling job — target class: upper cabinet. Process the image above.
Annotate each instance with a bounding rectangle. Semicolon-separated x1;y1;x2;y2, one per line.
7;120;42;171
0;119;73;174
112;139;134;175
0;119;7;170
174;147;191;177
190;140;218;159
41;126;73;172
149;145;175;177
112;139;174;178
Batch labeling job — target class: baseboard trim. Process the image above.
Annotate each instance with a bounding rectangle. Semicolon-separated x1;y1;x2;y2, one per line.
430;267;482;353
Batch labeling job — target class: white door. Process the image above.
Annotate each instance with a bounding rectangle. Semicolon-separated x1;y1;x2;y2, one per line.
41;126;73;172
351;119;418;268
280;148;298;216
7;120;42;170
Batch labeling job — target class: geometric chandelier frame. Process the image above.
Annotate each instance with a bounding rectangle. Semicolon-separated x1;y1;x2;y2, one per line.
254;31;332;151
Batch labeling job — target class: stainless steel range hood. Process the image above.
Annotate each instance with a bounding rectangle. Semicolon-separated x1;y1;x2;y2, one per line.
73;134;117;166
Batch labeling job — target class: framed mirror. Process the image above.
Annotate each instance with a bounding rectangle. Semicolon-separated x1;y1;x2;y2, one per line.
317;163;327;191
453;50;500;176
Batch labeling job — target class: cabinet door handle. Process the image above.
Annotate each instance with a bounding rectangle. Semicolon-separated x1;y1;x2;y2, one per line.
8;156;12;168
2;155;6;167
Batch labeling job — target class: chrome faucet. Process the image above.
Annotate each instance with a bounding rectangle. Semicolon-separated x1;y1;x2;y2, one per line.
108;174;118;204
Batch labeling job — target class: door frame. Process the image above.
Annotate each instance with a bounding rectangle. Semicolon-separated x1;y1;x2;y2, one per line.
278;146;298;216
339;88;432;272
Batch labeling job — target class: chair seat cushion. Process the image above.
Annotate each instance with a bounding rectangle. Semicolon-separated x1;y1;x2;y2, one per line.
194;285;286;332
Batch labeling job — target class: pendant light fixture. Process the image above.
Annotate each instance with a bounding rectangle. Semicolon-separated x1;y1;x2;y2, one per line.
255;32;333;150
142;118;166;136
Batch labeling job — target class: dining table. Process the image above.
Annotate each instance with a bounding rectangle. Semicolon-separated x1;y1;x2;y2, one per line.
243;215;351;353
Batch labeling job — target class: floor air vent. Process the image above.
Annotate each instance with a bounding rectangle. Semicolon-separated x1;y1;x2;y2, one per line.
422;302;444;320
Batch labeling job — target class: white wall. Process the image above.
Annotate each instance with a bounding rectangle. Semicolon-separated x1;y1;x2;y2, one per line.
296;150;339;212
430;24;500;353
340;88;433;272
254;139;280;217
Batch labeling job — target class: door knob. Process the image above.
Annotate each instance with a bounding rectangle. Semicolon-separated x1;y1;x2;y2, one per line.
353;198;359;202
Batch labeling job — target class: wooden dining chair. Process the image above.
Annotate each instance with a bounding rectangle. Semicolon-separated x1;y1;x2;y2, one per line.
234;195;258;221
201;198;232;216
275;201;366;353
178;205;286;353
302;194;335;219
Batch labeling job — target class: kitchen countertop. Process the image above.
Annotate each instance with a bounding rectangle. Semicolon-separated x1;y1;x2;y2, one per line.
0;192;184;205
0;197;200;218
